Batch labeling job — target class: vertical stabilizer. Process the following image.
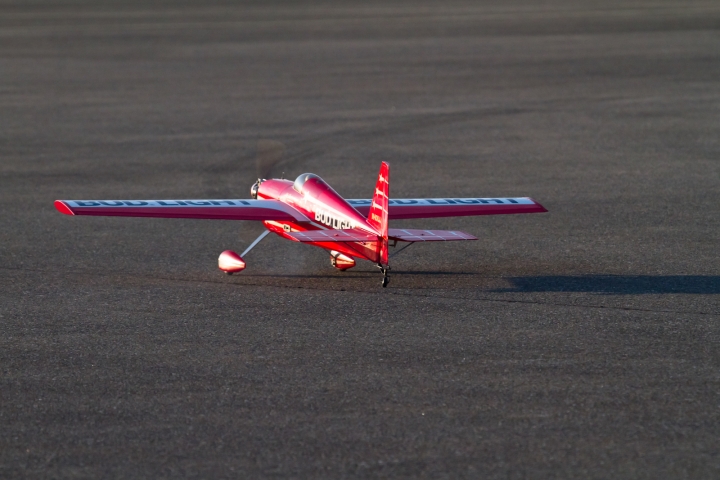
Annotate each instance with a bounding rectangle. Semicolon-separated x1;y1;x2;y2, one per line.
367;161;390;266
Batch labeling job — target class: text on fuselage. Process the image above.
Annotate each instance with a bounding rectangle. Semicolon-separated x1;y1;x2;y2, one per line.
314;208;355;229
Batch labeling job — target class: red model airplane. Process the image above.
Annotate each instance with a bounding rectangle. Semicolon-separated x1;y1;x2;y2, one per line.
55;162;546;287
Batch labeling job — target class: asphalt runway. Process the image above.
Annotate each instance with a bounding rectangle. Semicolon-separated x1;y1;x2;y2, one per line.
2;1;720;477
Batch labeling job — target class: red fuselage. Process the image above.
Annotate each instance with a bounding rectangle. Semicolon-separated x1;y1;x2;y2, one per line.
255;176;383;263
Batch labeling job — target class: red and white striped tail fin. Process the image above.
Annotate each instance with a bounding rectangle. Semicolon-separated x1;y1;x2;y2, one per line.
367;161;390;266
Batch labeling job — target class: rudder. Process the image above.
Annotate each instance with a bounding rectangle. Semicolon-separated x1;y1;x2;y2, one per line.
367;161;389;266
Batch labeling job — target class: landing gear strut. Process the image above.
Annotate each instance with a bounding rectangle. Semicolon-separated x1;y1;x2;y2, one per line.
379;266;390;288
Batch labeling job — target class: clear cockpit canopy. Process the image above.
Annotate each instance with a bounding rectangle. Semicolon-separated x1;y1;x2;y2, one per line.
293;173;321;193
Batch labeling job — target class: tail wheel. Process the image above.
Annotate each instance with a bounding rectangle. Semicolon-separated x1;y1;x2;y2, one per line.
377;264;390;287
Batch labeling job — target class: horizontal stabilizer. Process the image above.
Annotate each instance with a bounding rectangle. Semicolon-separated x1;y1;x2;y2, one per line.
54;199;310;222
285;229;377;243
388;228;477;242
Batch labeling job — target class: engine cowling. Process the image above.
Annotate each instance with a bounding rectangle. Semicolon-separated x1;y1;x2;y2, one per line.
218;250;246;274
330;250;356;270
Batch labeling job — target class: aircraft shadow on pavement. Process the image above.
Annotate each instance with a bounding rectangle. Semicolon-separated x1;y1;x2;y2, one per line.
494;275;720;295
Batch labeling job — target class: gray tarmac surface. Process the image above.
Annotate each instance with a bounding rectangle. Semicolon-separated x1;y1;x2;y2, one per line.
2;1;720;478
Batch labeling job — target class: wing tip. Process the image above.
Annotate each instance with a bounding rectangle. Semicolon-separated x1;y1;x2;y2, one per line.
527;198;548;213
54;200;75;215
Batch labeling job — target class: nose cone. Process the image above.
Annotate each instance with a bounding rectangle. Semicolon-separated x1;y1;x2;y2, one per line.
218;250;246;273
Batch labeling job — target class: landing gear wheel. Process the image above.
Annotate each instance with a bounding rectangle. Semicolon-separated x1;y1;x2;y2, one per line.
382;276;389;288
